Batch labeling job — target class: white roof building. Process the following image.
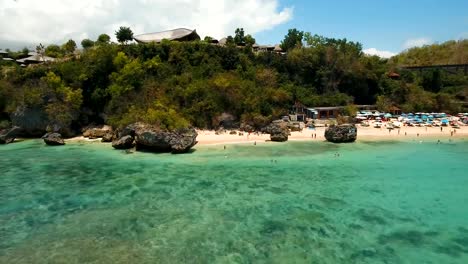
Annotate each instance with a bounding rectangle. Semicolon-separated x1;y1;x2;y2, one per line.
134;28;200;44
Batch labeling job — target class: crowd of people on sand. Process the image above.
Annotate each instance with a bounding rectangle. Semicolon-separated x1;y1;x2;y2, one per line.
195;112;467;146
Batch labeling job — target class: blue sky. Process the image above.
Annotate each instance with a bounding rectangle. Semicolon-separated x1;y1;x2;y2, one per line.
255;0;468;56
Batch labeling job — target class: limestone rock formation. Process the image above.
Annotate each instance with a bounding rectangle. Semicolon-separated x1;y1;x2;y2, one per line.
262;121;289;142
133;123;198;153
83;125;113;139
42;132;65;146
0;126;22;144
112;123;198;153
10;107;48;137
46;123;76;138
101;132;113;142
324;124;357;143
112;135;134;149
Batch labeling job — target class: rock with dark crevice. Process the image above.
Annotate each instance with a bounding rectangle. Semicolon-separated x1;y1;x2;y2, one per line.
42;132;65;146
10;107;48;137
0;126;22;144
46;123;76;138
101;132;113;142
112;135;135;149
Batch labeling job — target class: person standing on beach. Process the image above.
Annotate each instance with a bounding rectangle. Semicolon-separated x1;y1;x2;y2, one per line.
440;127;443;132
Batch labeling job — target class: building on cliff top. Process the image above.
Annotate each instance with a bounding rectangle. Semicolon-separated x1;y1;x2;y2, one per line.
133;28;200;44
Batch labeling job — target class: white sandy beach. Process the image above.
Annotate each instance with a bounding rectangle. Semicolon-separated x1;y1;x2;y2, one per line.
63;124;468;145
195;125;468;145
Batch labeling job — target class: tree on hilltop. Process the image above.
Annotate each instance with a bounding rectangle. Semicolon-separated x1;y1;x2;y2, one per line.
115;26;134;45
281;28;304;51
97;34;111;44
63;39;77;54
81;39;94;49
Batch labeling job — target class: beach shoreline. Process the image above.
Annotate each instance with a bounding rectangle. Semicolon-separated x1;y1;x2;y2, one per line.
193;126;468;145
46;125;467;146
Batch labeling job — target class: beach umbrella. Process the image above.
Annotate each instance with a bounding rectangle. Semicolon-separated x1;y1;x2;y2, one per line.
384;113;392;118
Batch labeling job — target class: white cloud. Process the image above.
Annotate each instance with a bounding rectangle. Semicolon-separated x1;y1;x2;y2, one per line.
0;0;293;49
363;48;396;58
403;37;433;49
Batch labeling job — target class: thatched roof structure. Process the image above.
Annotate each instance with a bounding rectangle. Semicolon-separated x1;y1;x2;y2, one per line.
134;28;200;43
16;54;56;64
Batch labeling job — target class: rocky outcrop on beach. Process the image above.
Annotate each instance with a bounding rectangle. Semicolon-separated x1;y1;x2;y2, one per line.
262;121;289;142
83;125;113;139
240;123;254;133
112;135;134;149
324;124;357;143
10;107;48;137
0;126;22;144
46;123;76;138
42;132;65;146
214;113;238;129
111;123;198;153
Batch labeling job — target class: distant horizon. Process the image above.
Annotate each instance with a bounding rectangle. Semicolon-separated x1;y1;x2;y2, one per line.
1;0;467;58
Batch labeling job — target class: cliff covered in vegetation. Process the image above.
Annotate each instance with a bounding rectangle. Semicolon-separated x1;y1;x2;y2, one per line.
1;30;467;135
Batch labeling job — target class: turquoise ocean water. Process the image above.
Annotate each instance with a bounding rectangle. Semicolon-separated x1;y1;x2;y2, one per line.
1;139;468;263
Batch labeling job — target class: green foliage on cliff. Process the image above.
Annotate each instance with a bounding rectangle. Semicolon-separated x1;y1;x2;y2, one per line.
390;39;468;66
0;29;467;130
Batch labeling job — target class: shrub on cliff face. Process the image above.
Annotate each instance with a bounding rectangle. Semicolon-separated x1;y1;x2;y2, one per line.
108;102;189;130
42;72;82;128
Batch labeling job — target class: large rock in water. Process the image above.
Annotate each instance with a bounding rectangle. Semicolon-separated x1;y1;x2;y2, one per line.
42;132;65;146
324;124;357;143
112;135;134;149
0;126;22;144
262;121;289;142
113;123;198;153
